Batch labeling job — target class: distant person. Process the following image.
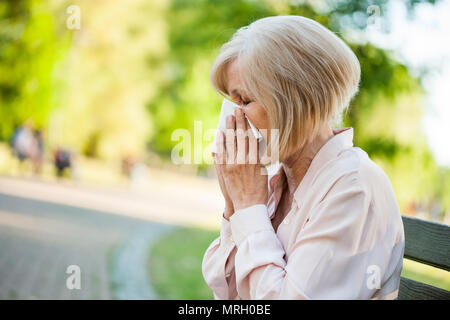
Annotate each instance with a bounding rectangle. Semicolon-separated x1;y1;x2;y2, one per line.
121;155;137;178
12;121;36;164
53;148;72;178
31;129;44;174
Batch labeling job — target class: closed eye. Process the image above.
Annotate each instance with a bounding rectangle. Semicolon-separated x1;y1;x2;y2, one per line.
231;92;252;106
240;97;252;106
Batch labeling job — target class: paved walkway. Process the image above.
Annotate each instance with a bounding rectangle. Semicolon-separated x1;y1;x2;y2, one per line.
0;173;223;229
0;175;223;299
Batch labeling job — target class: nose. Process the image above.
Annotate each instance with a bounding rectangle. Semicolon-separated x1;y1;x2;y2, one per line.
245;114;263;140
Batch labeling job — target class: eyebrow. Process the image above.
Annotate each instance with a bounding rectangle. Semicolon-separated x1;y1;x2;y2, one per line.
230;89;240;96
230;88;248;97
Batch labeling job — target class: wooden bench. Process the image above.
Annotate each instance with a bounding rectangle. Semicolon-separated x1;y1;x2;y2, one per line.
398;216;450;300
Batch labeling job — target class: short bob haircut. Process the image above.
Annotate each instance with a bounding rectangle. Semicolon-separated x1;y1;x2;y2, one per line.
210;15;361;161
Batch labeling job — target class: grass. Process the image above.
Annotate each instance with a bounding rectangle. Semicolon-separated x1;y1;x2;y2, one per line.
148;226;220;299
149;226;450;299
402;259;450;291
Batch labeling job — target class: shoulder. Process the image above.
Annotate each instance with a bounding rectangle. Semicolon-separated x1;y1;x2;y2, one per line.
311;146;394;203
309;146;403;243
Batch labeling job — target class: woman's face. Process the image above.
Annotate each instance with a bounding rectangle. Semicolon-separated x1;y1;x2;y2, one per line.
225;59;270;131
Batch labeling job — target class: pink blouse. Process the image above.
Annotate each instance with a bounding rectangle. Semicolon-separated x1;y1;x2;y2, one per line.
202;127;405;300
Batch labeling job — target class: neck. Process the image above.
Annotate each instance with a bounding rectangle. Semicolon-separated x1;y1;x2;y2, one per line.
282;126;334;196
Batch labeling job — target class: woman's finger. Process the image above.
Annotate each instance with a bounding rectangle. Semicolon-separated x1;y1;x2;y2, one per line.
235;108;248;164
216;131;226;165
225;115;236;164
245;134;249;164
248;131;258;164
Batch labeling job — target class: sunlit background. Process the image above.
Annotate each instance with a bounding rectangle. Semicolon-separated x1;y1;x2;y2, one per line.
0;0;449;299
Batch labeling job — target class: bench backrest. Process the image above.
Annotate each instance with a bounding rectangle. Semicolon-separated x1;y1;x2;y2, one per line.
398;216;450;300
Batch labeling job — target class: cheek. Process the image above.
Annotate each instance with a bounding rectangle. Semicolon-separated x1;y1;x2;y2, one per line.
244;104;270;130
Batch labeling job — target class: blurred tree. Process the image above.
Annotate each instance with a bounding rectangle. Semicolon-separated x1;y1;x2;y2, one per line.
46;0;169;161
0;0;70;140
439;169;450;219
1;0;170;161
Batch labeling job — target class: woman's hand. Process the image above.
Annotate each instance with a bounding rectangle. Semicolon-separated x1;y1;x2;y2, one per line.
213;153;234;220
215;108;268;214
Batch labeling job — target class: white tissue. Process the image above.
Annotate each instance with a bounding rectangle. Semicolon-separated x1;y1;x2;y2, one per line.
211;98;266;158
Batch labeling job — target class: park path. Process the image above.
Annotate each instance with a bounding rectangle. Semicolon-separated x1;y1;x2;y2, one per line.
0;174;223;299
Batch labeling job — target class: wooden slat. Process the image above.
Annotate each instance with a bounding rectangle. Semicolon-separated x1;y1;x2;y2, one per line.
398;277;450;300
402;216;450;271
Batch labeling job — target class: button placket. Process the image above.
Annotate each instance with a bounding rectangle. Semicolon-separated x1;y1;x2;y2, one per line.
281;199;299;228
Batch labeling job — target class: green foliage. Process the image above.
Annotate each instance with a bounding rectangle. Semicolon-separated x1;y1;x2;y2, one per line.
46;0;166;160
438;169;450;214
0;0;70;139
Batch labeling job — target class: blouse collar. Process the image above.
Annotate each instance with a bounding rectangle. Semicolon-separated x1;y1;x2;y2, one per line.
268;127;354;208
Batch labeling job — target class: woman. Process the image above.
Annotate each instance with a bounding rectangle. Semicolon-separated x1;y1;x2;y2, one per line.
202;15;405;300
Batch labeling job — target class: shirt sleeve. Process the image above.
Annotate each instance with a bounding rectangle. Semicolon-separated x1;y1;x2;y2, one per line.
202;215;238;300
229;172;402;299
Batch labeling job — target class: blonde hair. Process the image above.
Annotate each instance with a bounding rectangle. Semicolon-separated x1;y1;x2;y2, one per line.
210;15;360;161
